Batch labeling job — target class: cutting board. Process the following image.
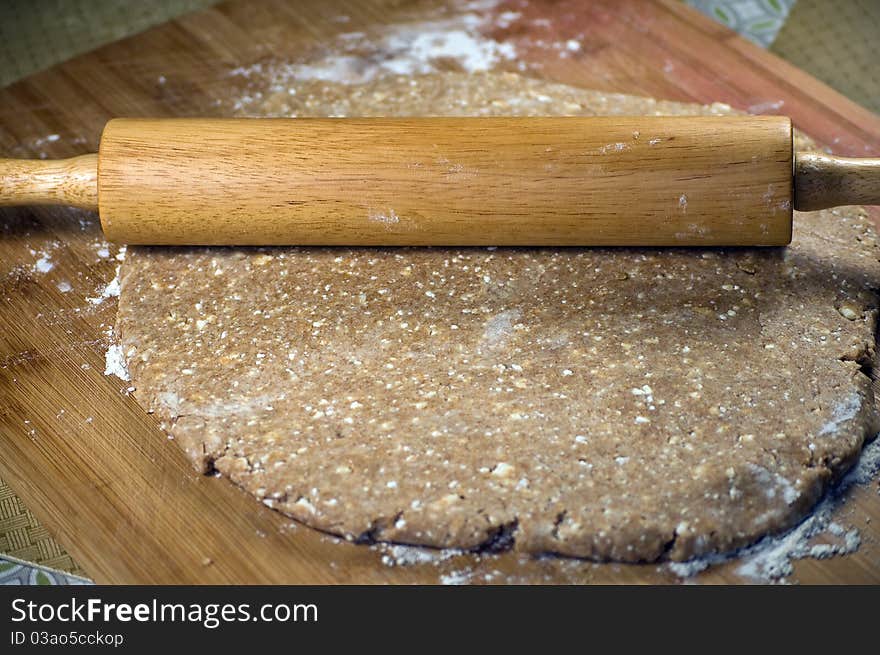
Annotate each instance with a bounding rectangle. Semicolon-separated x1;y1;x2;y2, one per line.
2;0;879;584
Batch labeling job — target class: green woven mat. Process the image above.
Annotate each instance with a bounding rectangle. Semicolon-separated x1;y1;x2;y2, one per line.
0;0;218;88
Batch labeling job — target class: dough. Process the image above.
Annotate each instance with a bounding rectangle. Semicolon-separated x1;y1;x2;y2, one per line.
116;73;880;561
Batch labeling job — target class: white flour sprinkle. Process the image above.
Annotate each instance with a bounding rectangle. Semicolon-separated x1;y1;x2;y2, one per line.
376;544;462;567
391;21;515;75
440;569;473;585
747;99;784;114
31;134;60;148
33;254;54;273
104;343;130;381
229;4;516;97
368;208;400;226
56;281;72;293
87;272;121;304
666;558;711;578
597;142;628;154
818;394;860;436
87;246;127;305
495;10;521;28
481;309;521;348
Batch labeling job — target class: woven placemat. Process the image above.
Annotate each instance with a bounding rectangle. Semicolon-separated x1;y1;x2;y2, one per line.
0;477;86;576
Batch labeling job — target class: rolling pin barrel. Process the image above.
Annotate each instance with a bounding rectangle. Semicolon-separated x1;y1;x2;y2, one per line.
4;116;879;246
95;116;795;246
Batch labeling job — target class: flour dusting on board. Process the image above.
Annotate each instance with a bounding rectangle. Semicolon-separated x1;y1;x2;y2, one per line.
33;254;55;273
29;242;62;274
375;543;462;567
668;434;880;582
88;246;126;305
229;1;517;110
439;569;473;585
99;246;130;382
88;275;121;305
104;343;131;382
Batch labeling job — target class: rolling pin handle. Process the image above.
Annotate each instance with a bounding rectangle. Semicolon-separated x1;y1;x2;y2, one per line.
0;154;99;212
794;151;880;212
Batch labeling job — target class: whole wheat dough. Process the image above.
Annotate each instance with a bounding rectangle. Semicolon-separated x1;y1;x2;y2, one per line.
116;73;880;562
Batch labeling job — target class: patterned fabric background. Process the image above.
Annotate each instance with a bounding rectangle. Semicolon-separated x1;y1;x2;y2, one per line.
0;555;90;586
686;0;796;47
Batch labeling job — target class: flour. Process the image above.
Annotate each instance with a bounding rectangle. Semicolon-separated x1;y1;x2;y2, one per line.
368;208;400;226
481;309;521;348
375;543;462;567
440;569;473;585
87;246;126;305
747;99;785;114
384;20;516;75
88;275;121;305
745;463;800;506
229;2;516;104
99;245;130;380
818;393;861;437
104;343;130;381
33;253;54;273
669;434;880;582
495;11;521;28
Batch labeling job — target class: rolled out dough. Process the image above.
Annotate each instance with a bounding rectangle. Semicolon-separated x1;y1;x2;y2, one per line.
116;73;880;561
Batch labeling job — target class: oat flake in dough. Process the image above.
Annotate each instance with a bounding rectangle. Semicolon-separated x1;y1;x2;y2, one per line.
116;73;880;562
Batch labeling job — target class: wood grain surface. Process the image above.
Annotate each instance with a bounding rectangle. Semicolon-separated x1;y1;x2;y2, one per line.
97;115;793;246
0;154;98;210
1;0;879;584
794;151;880;211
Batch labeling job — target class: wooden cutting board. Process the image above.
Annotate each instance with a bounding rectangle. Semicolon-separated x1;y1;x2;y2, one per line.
1;0;879;584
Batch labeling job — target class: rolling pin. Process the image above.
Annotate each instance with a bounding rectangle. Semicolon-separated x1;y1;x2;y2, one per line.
1;116;879;246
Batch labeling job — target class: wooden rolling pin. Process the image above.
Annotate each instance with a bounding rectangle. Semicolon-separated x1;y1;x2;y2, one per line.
1;116;879;246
